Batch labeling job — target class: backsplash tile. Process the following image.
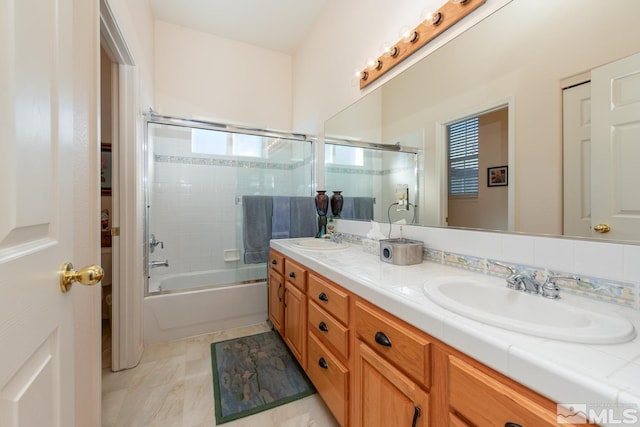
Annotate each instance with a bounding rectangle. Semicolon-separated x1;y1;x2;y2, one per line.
443;252;485;272
336;220;639;310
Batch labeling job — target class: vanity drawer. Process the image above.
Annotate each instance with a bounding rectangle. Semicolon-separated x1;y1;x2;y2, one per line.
269;250;284;275
307;333;349;427
308;273;349;325
448;355;575;427
284;258;307;292
308;300;349;360
355;300;431;388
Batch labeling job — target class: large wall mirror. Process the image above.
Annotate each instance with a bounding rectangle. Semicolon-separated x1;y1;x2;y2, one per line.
325;0;640;243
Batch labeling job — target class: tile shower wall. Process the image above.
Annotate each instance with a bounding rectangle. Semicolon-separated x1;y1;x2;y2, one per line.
149;128;311;277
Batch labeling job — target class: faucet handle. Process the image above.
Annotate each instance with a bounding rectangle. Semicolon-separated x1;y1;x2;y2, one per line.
541;281;561;299
541;274;581;299
490;261;522;290
491;261;515;274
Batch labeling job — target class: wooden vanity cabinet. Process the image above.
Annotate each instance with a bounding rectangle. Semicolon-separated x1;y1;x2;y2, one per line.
268;250;307;369
271;250;590;427
268;268;284;334
284;258;307;369
354;299;431;427
307;272;351;426
446;355;586;427
268;251;285;334
355;339;430;427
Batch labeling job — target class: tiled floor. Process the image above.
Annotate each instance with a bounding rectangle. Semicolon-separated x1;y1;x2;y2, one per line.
101;322;339;427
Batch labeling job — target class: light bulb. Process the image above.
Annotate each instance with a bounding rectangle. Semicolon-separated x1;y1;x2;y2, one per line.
367;57;382;71
399;25;419;43
381;42;399;58
421;9;443;26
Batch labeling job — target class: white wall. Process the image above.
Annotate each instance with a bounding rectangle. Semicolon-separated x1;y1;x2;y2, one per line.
292;0;511;135
108;0;155;108
154;21;293;131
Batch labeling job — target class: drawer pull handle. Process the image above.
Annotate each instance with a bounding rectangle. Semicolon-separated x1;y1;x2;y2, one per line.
289;271;296;278
318;357;328;369
504;424;522;427
411;406;421;427
318;292;329;302
375;331;392;347
271;259;277;265
318;321;329;332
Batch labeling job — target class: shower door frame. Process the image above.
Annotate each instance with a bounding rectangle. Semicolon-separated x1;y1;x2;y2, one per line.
142;111;315;296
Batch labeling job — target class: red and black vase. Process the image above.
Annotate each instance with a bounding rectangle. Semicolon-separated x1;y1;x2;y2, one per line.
315;190;329;237
330;191;344;218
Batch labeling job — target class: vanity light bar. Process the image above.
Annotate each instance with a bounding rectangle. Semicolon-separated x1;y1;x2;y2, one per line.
359;0;486;89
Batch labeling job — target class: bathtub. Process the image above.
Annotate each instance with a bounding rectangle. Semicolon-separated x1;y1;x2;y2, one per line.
144;266;268;344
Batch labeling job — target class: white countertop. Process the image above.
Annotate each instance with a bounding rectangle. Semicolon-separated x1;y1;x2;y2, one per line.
271;238;640;426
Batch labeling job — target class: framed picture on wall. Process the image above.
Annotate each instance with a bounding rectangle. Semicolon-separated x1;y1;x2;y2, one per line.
101;143;112;195
488;165;508;187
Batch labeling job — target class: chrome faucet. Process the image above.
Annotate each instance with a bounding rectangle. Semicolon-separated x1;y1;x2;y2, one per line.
513;272;542;294
330;232;344;244
151;260;169;268
491;261;580;299
150;234;164;253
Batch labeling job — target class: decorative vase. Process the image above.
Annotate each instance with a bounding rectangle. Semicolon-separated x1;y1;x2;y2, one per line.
330;191;344;218
315;190;329;237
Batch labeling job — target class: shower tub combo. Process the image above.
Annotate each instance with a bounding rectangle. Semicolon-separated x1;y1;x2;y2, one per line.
143;113;313;344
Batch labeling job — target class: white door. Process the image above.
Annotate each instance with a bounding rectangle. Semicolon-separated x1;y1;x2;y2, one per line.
591;52;640;241
563;82;592;238
0;0;99;425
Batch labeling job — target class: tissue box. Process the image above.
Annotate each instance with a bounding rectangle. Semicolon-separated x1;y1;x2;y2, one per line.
379;238;424;265
362;238;380;256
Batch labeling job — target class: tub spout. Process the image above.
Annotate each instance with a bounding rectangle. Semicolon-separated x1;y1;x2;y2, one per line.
151;260;169;268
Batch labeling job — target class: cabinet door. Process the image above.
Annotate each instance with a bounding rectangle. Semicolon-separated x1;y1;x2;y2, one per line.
354;340;429;427
268;270;284;334
284;282;307;369
449;355;579;427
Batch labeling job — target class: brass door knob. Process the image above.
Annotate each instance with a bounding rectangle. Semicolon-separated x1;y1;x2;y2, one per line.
60;262;104;293
593;224;611;233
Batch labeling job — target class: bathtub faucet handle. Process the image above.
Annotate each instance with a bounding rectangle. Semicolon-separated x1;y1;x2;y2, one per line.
150;234;164;253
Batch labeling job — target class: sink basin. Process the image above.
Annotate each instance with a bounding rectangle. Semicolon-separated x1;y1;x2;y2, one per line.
293;238;349;251
423;276;635;344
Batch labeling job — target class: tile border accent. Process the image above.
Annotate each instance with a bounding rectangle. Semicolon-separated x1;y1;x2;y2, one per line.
344;232;638;309
155;154;311;171
326;165;415;176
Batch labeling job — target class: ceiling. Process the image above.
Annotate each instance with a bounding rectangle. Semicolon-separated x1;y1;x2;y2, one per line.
150;0;328;54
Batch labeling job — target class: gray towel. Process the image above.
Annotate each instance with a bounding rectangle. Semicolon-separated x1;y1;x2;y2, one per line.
271;196;290;239
341;197;355;219
354;197;374;220
289;197;316;238
242;196;273;264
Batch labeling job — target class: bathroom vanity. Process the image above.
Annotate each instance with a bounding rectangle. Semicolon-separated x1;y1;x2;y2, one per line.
269;239;640;427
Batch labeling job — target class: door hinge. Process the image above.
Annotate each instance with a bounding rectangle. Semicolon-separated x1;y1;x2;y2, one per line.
111;227;120;236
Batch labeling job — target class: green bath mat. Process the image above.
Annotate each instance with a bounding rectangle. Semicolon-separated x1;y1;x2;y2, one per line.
210;330;315;424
